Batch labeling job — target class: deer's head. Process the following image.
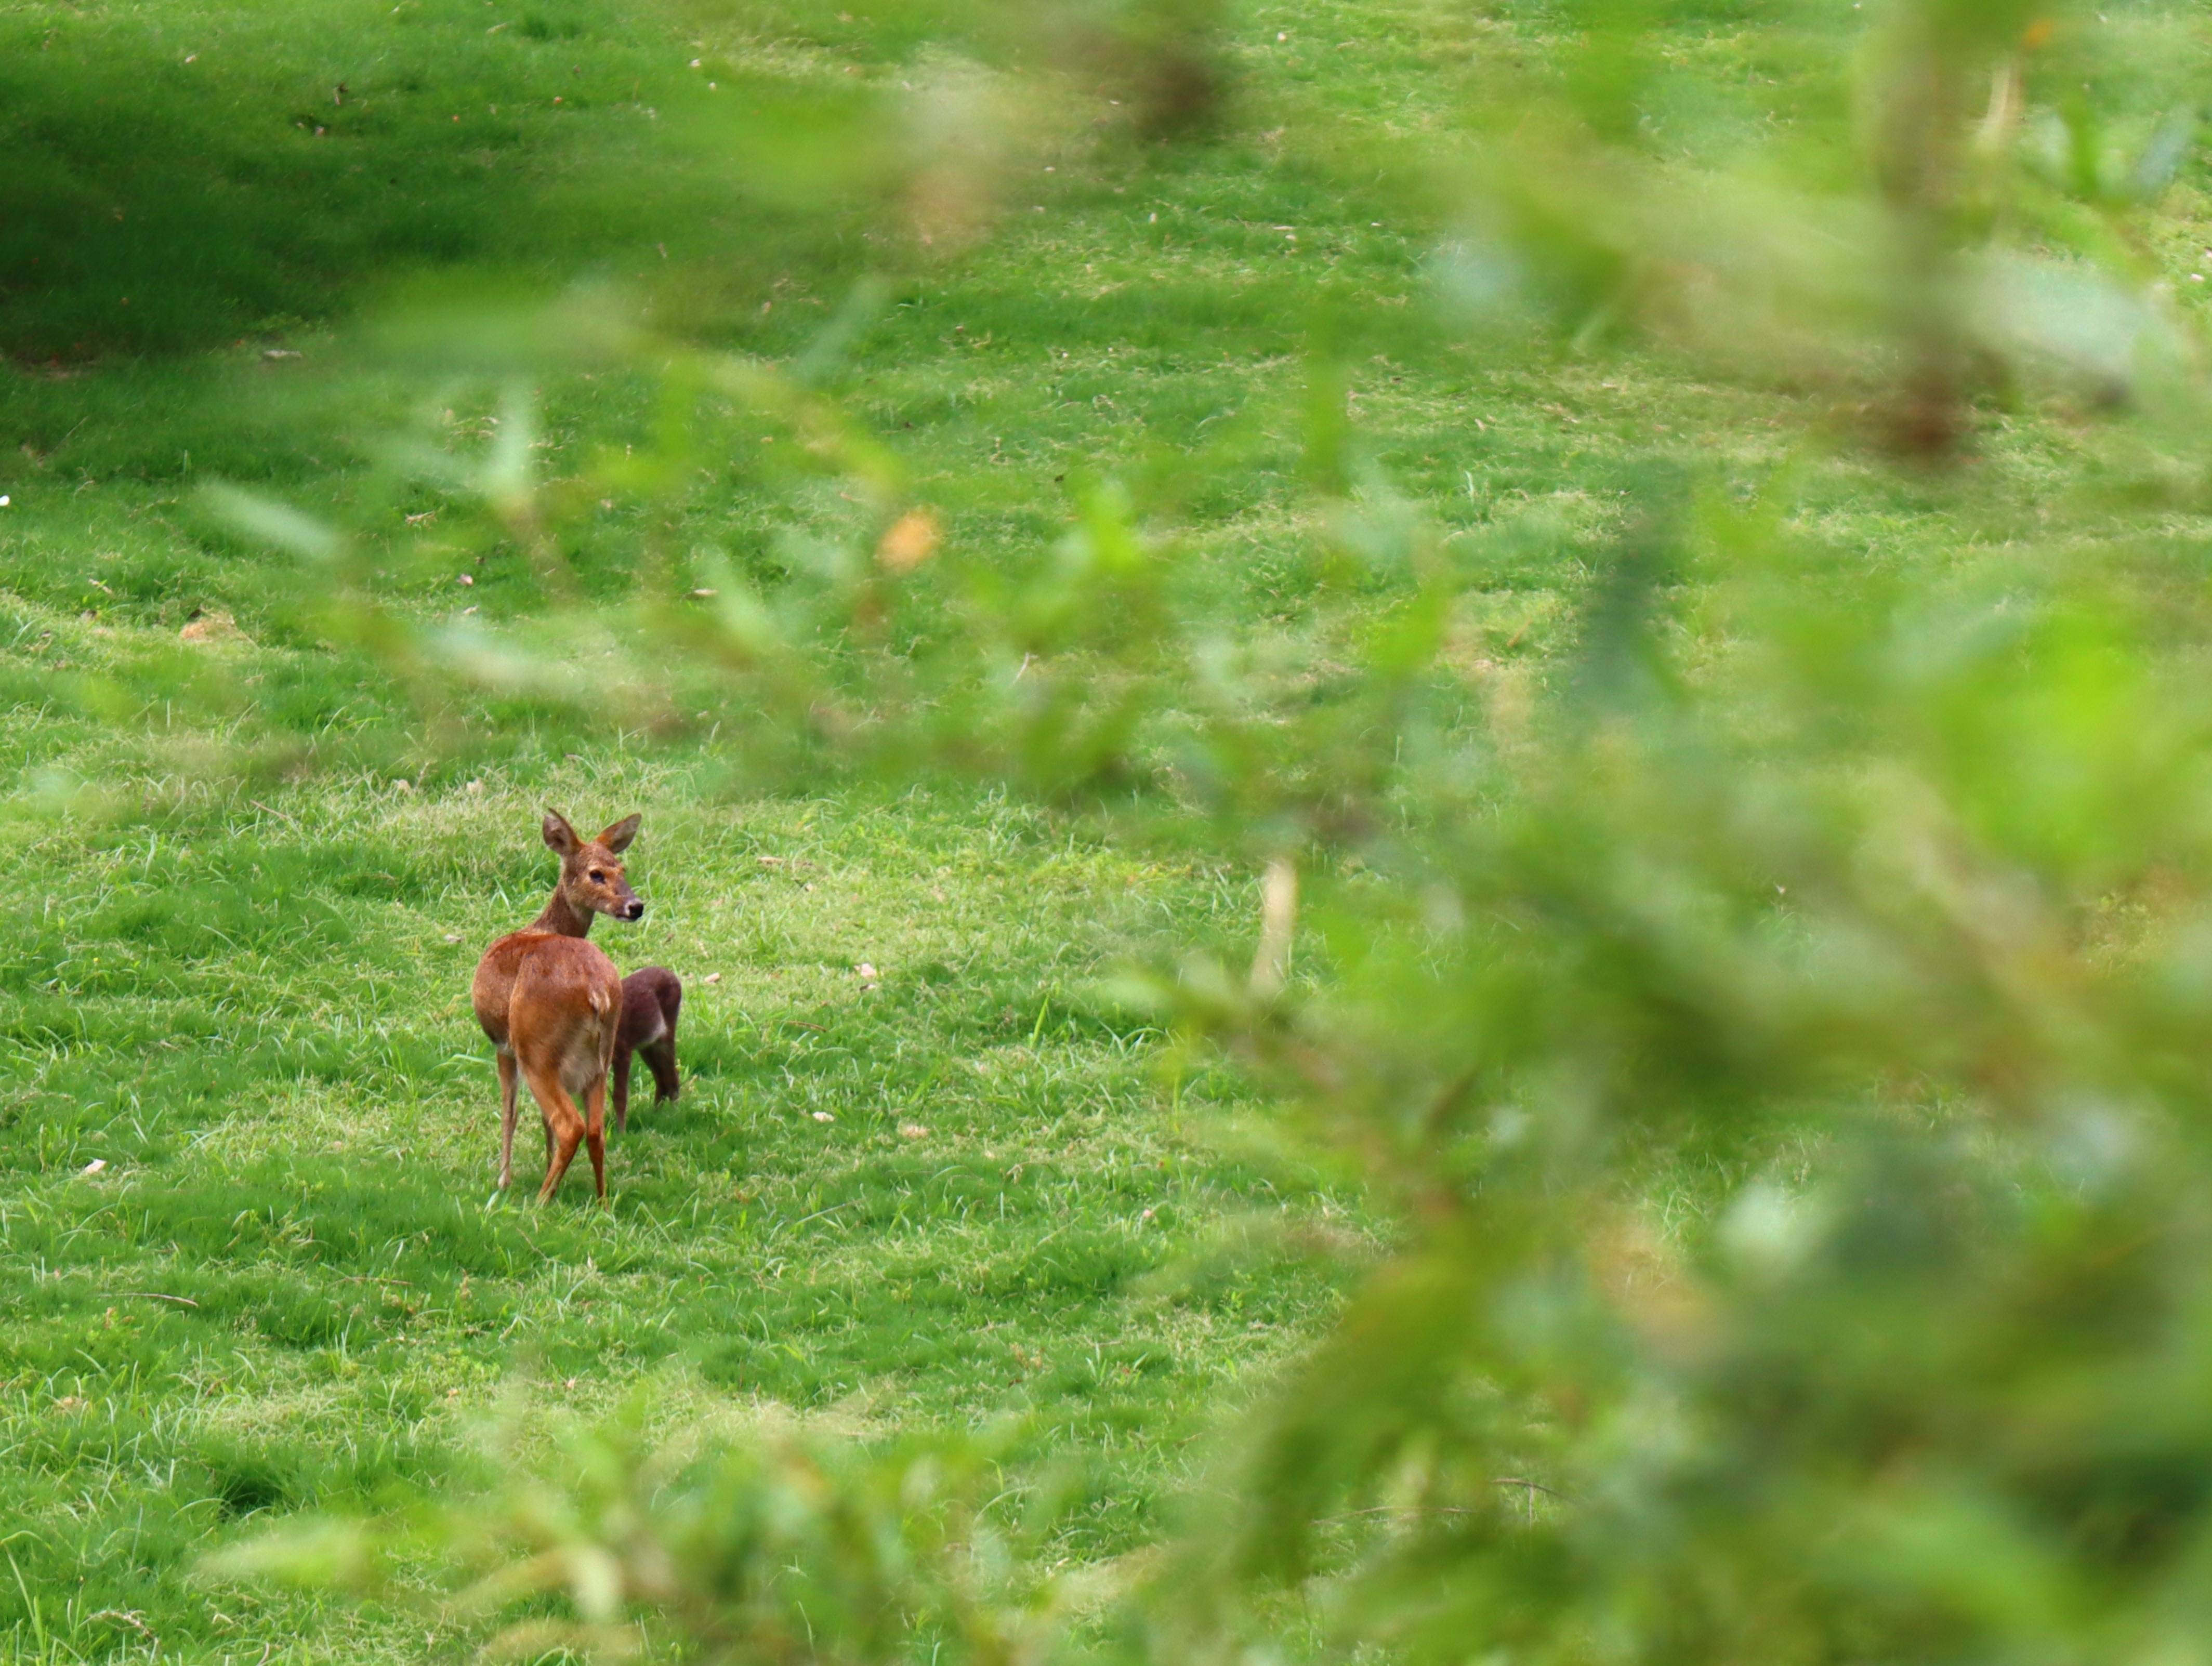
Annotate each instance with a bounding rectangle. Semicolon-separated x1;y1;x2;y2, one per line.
543;809;645;921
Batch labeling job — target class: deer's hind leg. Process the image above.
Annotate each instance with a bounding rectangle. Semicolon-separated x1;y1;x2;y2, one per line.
584;1076;608;1201
518;1059;587;1204
611;1041;634;1134
496;1051;522;1190
583;1007;615;1201
643;1033;679;1105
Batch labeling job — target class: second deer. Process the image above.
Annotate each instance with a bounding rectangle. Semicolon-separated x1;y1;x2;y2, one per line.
470;810;646;1203
613;966;682;1133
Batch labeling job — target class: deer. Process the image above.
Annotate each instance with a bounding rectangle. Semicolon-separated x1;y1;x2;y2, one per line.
470;810;646;1203
612;966;682;1134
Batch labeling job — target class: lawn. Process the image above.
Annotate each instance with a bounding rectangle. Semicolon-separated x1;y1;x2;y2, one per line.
4;764;1359;1660
7;0;2212;1660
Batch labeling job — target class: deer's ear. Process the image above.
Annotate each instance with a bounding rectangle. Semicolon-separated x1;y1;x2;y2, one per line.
543;810;582;856
598;814;641;854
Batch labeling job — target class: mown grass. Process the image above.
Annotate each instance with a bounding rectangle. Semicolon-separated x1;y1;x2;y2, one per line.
0;0;839;358
9;0;2212;1660
4;763;1355;1661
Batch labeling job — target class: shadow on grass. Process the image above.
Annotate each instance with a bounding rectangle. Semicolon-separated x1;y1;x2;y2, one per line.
0;0;858;358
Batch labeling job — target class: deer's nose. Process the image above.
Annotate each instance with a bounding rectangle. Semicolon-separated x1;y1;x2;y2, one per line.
623;900;645;921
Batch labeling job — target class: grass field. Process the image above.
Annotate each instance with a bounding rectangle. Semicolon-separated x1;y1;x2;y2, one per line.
4;765;1359;1660
9;0;2212;1660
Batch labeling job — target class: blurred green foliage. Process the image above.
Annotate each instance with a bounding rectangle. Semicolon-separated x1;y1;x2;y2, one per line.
28;0;2212;1658
220;1402;1079;1664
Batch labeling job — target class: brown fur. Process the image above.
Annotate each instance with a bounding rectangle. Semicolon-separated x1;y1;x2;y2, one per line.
612;966;682;1134
470;810;644;1202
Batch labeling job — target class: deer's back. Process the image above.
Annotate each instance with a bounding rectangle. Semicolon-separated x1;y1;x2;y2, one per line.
473;930;618;1053
512;939;621;1093
618;967;682;1051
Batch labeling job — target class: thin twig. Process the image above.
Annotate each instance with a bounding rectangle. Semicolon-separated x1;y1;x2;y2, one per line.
1325;1478;1569;1524
786;1198;863;1231
1489;1476;1566;1498
88;1609;159;1648
1248;855;1299;998
113;1291;198;1308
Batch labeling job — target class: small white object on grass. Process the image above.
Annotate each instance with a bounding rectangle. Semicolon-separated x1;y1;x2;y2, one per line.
0;496;10;507
81;1159;107;1176
812;1111;835;1122
856;962;877;979
703;972;721;984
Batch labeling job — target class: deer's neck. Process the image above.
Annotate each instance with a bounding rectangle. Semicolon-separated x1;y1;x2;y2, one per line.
528;889;593;938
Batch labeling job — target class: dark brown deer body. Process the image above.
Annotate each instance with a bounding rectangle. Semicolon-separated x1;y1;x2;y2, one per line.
612;966;682;1133
471;811;644;1202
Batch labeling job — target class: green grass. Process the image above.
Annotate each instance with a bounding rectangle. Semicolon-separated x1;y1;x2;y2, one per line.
0;0;836;358
10;0;2212;1659
3;768;1355;1660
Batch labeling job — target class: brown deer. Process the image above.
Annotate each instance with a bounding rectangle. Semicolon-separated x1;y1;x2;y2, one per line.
612;966;682;1133
470;810;646;1202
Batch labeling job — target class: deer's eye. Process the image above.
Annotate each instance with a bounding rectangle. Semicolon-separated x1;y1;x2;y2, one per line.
589;869;605;882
